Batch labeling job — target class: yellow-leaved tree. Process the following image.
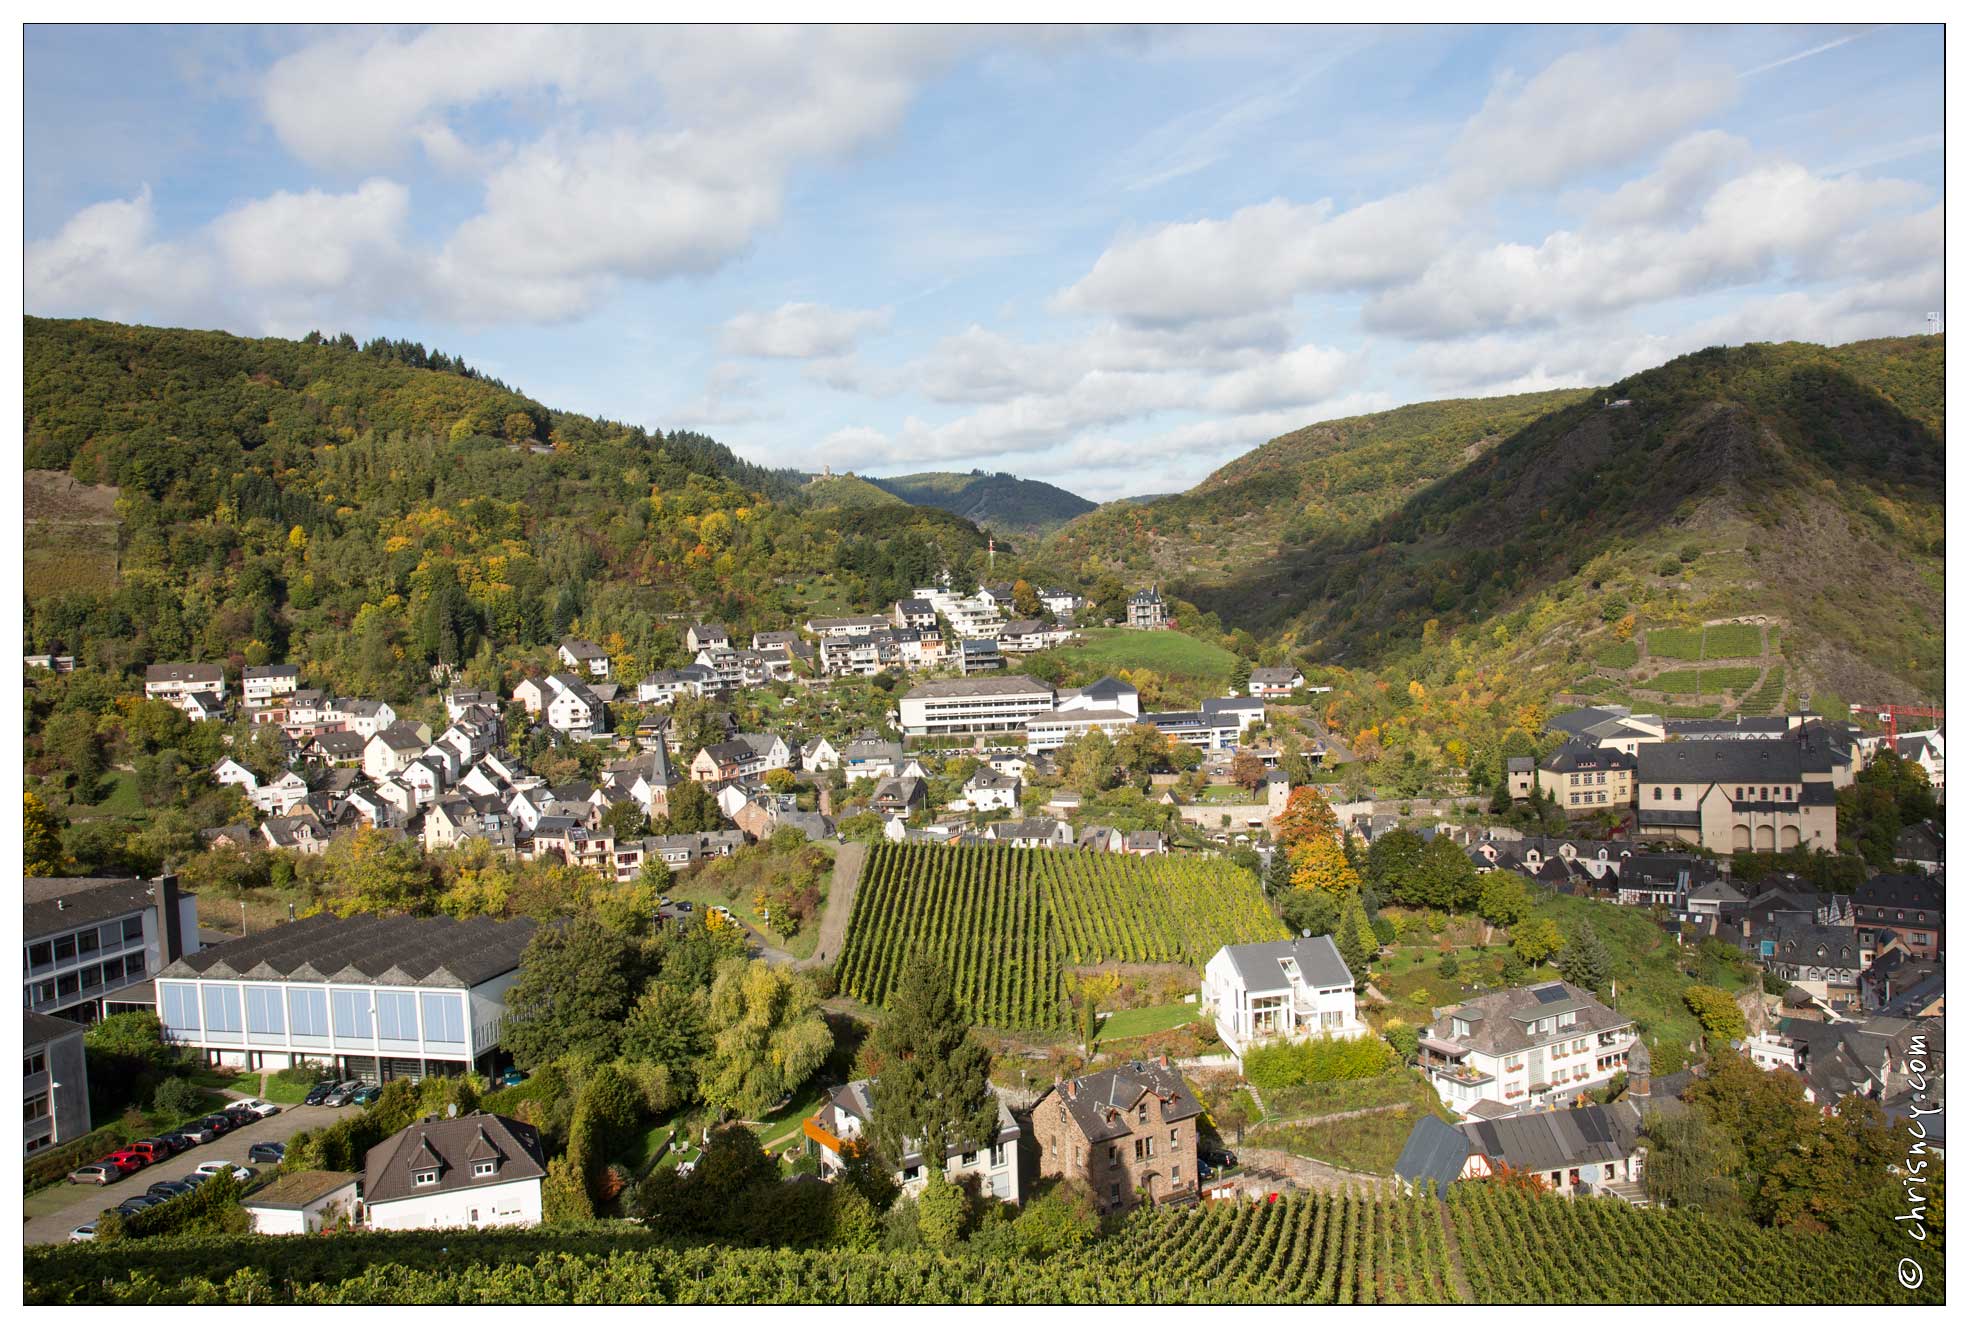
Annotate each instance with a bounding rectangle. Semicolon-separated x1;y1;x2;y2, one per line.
1288;835;1361;899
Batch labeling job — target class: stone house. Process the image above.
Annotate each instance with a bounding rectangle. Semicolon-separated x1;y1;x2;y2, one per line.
1029;1058;1201;1214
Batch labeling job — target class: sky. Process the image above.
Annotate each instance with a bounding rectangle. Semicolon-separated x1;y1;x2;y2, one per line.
22;23;1944;501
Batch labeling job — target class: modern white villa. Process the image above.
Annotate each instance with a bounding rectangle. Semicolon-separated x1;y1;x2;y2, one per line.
1200;936;1364;1060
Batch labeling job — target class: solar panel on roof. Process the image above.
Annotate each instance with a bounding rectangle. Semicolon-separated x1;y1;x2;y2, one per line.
1533;984;1569;1004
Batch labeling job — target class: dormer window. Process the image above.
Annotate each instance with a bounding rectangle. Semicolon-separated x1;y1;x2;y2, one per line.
473;1160;498;1178
413;1169;439;1186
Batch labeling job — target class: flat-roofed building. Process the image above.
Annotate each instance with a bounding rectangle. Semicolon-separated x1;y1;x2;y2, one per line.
24;1010;90;1157
898;675;1055;737
155;913;536;1081
24;875;199;1024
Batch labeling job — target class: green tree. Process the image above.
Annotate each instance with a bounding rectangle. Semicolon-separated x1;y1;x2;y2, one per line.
501;918;647;1070
1641;1105;1744;1217
1262;847;1294;899
1332;891;1377;990
41;710;105;799
866;954;1000;1170
1413;834;1480;911
25;792;69;875
1364;828;1425;902
318;829;435;916
1682;985;1747;1045
1556;922;1612;993
916;1169;969;1250
1278;888;1340;939
1512;917;1563;967
700;958;832;1118
662;778;723;834
618;982;712;1105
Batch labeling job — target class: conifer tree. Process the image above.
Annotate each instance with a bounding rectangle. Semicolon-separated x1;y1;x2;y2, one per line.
1557;921;1613;993
867;954;1000;1170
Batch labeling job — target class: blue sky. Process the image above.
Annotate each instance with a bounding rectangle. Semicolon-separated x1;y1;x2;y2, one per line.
24;23;1942;500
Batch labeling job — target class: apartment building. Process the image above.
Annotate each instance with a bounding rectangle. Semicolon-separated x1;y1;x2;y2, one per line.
1419;981;1636;1120
24;1011;90;1157
898;675;1056;737
1537;743;1637;811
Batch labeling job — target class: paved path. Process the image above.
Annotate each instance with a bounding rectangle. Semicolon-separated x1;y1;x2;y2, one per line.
799;840;866;971
23;1100;358;1247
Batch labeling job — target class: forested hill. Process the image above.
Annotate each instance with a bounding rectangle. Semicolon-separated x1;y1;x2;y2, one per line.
21;317;991;697
1173;337;1945;707
865;470;1097;542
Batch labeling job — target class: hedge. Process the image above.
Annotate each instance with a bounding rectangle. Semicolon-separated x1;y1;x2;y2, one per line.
25;1124;132;1191
1242;1035;1398;1089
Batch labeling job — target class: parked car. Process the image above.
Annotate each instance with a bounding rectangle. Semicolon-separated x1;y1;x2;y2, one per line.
674;900;694;912
1201;1146;1238;1169
247;1141;286;1164
303;1080;338;1105
147;1180;197;1201
197;1114;234;1136
156;1131;193;1153
115;1195;160;1215
180;1121;221;1145
192;1161;256;1182
66;1163;121;1186
118;1140;167;1164
321;1084;355;1107
352;1083;381;1105
67;1224;97;1242
104;1149;151;1174
496;1068;524;1089
239;1098;281;1119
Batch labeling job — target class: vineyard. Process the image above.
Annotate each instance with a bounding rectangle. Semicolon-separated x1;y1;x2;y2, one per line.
835;842;1285;1028
26;1186;1938;1304
1449;1183;1941;1305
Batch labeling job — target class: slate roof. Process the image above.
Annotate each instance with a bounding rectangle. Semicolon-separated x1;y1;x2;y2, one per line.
1506;756;1535;773
1249;666;1301;685
1546;706;1632;739
1047;1059;1201;1146
1461;1102;1642;1174
1541;743;1636;774
363;1111;546;1206
24;1009;88;1047
145;662;225;686
1855;873;1943;913
1430;981;1628;1057
159;912;535;988
243;664;299;680
1217;935;1354;992
559;637;607;660
25;877;164;937
1894;822;1944;862
1394;1115;1471;1197
1636;738;1817;784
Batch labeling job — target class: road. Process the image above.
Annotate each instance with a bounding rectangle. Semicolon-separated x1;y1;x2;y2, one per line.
23;1100;359;1246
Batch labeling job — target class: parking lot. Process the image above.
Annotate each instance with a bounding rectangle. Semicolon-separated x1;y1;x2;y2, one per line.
23;1100;359;1247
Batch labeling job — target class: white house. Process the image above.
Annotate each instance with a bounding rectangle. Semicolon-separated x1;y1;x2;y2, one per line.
1418;981;1636;1120
363;1111;547;1231
242;665;301;709
251;769;312;817
1201;936;1364;1060
242;1170;361;1235
804;1079;1022;1202
212;758;260;796
363;723;431;781
557;638;611;680
155;913;536;1080
1247;667;1305;698
144;663;226;713
801;737;842;773
962;768;1021;812
333;699;397;739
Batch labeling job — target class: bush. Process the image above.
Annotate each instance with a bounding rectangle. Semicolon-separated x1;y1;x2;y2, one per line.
1243;1034;1398;1089
1436;954;1460;979
151;1076;204;1120
104;1170;250;1242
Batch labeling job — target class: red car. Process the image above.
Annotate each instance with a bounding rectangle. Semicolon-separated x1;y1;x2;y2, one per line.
104;1149;151;1173
119;1140;167;1164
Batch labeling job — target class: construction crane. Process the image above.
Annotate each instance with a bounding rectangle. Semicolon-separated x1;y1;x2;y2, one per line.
1859;703;1945;744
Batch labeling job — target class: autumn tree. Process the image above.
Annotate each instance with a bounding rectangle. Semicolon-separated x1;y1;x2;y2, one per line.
1682;985;1747;1045
700;958;833;1118
1289;834;1361;898
1274;785;1340;852
1229;751;1266;792
25;792;69;875
1512;917;1563;967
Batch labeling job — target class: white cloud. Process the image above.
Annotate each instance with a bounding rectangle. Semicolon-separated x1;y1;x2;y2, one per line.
721;302;891;359
24;187;214;321
210;179;410;292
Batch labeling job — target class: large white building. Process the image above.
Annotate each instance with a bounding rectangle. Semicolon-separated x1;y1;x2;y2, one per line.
1201;936;1364;1060
804;1079;1023;1202
363;1111;547;1231
143;662;226;714
1024;676;1143;753
1418;981;1636;1120
898;675;1056;738
155;913;535;1081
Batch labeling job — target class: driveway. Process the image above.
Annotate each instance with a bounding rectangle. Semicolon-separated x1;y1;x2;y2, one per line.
23;1101;359;1246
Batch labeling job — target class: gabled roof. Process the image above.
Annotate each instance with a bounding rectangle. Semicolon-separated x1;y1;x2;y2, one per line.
363;1111;545;1206
1216;935;1354;992
1462;1102;1642;1174
1394;1115;1471;1197
1043;1060;1200;1146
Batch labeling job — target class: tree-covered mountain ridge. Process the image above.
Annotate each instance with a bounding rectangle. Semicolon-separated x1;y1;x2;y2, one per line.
860;469;1097;542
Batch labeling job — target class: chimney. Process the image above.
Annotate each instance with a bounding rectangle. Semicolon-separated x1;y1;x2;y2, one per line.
157;873;184;961
1066;1079;1078;1100
1157;1055;1170;1070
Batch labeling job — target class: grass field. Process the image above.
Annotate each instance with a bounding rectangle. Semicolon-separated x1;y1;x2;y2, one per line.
1048;628;1240;695
1096;1001;1200;1043
1645;628;1704;661
1593;640;1640;669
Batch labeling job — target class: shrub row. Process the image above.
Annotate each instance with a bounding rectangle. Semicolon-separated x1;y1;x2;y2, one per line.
1243;1035;1399;1090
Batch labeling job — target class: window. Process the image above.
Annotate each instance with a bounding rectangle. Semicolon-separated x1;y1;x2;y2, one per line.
1171;1163;1181;1182
331;989;373;1040
124;953;145;980
27;941;52;972
160;982;201;1037
288;988;329;1038
990;1144;1007;1169
1108;1145;1120;1166
1109;1183;1120;1202
420;993;466;1047
202;985;243;1033
413;1169;439;1186
25;1050;46;1078
1137;1103;1148;1124
1672;787;1681;800
244;986;285;1036
1170;1129;1178;1147
122;917;145;945
1653;788;1662;801
375;991;419;1041
960;1150;977;1167
98;923;125;952
76;930;99;957
470;1208;480;1224
53;936;76;965
101;956;125;985
25;1092;51;1120
474;1161;498;1177
56;973;79;999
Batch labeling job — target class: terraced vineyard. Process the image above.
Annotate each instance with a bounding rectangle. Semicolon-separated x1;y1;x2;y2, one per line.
836;842;1285;1028
1449;1183;1939;1305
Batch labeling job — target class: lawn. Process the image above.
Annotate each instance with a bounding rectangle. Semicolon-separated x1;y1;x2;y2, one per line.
1046;628;1240;697
1258;1070;1442;1123
1593;640;1640;669
746;1080;831;1157
1096;1001;1200;1044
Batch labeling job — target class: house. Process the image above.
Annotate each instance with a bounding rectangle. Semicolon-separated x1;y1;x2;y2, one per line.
1040;588;1086;620
1894;821;1944;873
1890;729;1945;797
23;653;77;673
25;874;200;1024
242;664;300;706
24;1011;91;1157
1200;936;1364;1059
1538;743;1637;812
157;913;536;1079
261;814;329;856
806;613;893;639
1740;917;1871;1011
962;768;1021;812
1248;666;1304;698
212;758;260;797
242;1170;361;1235
843;737;906;780
1030;1058;1201;1213
533;673;605;739
144;662;226;714
1635;733;1840;854
1398;1102;1647;1198
804;1078;1022;1202
801;737;842;773
557;638;611;680
601;747;679;821
364;723;433;781
871;776;927;816
957;639;1005;675
1125;587;1167;630
892;599;938;632
332;698;398;739
984;818;1073;849
363;1111;547;1231
686;623;731;653
1852;873;1943;960
251;769;313;817
309;731;369;767
899;675;1055;738
1505;756;1536;800
999;620;1071;653
1419;981;1636;1119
